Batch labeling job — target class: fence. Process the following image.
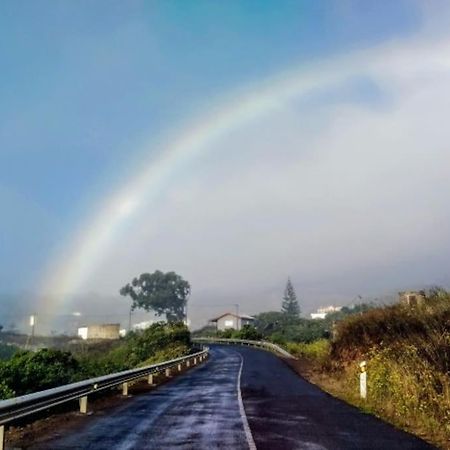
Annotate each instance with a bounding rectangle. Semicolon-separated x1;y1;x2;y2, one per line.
192;337;295;359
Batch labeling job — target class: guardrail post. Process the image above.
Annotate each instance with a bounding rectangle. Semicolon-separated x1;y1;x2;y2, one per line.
79;396;88;414
0;425;4;450
177;363;182;372
148;374;155;385
359;361;367;399
165;368;171;377
122;382;129;396
186;359;190;367
193;357;197;365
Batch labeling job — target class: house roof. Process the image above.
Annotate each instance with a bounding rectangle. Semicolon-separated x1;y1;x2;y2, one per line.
209;312;255;322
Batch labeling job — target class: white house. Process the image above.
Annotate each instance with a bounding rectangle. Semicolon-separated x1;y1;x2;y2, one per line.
210;313;255;331
310;305;342;320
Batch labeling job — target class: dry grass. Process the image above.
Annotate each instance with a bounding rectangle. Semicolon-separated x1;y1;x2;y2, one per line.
291;289;450;449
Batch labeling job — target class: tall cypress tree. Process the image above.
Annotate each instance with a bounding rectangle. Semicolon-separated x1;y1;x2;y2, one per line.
281;278;300;317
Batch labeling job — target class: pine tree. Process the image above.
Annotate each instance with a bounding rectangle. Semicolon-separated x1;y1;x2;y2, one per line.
281;278;300;317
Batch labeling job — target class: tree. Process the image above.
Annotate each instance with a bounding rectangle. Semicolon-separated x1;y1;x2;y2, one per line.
120;271;190;323
281;278;300;317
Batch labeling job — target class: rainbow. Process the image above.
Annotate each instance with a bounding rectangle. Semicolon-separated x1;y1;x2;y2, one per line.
38;36;450;313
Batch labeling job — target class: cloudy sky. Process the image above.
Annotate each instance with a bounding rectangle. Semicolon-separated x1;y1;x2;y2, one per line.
1;1;450;331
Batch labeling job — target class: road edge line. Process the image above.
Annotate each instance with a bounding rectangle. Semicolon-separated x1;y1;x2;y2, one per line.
237;353;257;450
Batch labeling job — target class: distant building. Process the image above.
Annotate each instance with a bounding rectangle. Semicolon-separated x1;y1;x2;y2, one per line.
399;291;427;307
210;313;255;331
310;305;342;320
77;323;120;340
132;320;155;331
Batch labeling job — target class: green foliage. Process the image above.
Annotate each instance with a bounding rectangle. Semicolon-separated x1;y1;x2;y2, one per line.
75;322;191;379
285;339;330;364
214;324;262;340
120;270;190;323
254;312;329;344
217;328;234;339
0;381;14;399
0;323;192;400
123;322;190;367
281;278;300;317
253;303;377;344
234;324;262;340
0;349;79;397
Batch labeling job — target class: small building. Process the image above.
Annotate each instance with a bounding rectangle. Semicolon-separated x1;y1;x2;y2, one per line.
210;313;255;331
132;320;155;331
77;323;120;340
310;305;342;320
399;291;427;307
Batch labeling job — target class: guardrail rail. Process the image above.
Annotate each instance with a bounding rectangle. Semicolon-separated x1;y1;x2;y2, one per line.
192;337;295;359
0;348;208;450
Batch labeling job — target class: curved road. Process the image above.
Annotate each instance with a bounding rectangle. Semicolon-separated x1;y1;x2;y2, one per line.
36;345;434;449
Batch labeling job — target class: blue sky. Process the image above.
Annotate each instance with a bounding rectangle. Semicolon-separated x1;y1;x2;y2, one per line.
1;1;450;329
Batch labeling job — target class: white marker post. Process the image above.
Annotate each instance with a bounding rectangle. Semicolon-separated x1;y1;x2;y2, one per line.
359;361;367;399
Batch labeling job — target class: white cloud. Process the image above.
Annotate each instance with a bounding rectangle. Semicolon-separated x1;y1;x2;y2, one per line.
25;12;448;328
76;39;450;328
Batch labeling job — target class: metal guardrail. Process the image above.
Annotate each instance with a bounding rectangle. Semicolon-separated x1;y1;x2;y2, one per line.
0;348;208;449
192;337;295;359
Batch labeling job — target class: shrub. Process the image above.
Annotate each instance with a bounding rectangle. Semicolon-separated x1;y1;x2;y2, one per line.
0;349;79;397
311;289;450;447
0;323;192;399
285;339;330;364
233;324;262;340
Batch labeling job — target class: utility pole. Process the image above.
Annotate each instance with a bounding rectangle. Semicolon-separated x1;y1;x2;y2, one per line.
235;304;240;330
26;315;36;349
128;307;132;333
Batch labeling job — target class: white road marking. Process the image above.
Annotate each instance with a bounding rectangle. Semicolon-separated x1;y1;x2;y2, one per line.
237;352;257;450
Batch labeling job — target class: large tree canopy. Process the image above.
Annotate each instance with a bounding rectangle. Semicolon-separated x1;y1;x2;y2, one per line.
120;271;190;323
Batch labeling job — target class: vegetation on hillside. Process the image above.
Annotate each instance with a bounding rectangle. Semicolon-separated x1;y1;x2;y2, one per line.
192;304;373;343
193;276;374;344
0;322;191;400
289;288;450;449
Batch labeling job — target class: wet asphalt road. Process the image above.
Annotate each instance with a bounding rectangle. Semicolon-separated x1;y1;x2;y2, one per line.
37;345;435;450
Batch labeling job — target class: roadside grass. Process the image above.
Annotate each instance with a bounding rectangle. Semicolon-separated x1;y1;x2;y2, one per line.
287;290;450;449
285;339;330;365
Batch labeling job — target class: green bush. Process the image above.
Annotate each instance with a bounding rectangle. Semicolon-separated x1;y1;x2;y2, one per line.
75;322;191;378
0;322;192;399
285;339;330;364
0;349;79;397
233;324;262;340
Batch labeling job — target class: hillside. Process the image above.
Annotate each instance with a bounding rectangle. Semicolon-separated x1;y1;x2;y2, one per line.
287;288;450;449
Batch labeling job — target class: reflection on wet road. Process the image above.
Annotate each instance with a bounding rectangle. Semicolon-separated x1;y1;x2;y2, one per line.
37;345;434;450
